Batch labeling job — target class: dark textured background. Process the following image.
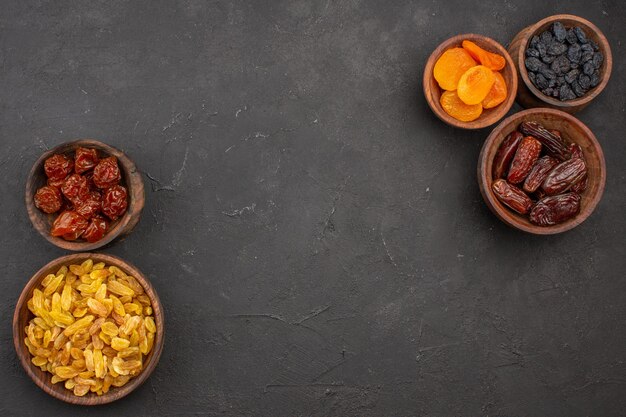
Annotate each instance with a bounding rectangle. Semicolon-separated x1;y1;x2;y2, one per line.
1;1;625;416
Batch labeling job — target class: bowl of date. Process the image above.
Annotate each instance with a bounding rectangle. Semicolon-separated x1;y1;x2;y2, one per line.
508;14;612;113
478;108;605;234
25;140;145;251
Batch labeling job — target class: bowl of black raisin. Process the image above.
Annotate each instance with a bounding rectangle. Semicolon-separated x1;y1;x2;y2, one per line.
508;14;612;113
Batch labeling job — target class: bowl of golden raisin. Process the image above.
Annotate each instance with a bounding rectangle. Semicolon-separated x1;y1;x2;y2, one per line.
424;34;518;129
13;253;164;405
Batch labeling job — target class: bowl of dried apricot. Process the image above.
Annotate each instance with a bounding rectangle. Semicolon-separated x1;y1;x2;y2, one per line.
423;34;518;129
478;107;605;234
13;253;164;405
25;140;145;251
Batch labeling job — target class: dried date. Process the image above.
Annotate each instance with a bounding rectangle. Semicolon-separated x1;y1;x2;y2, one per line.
523;155;559;193
492;179;533;215
529;193;581;226
519;121;571;161
542;158;587;195
571;176;588;193
569;143;584;160
507;136;542;184
492;131;523;179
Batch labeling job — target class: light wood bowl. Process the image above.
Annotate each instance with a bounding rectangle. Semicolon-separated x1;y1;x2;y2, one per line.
508;14;612;113
478;108;605;234
25;140;145;251
13;253;164;405
423;34;518;130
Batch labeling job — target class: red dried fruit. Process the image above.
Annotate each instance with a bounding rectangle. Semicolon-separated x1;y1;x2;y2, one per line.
44;154;74;181
34;186;63;214
542;158;587;195
507;136;542;184
492;131;523;179
47;176;68;188
93;157;121;189
75;147;100;174
523;156;559;193
83;215;108;243
529;193;581;226
84;171;96;190
102;185;128;220
61;174;90;204
50;211;89;239
492;179;533;214
75;191;102;219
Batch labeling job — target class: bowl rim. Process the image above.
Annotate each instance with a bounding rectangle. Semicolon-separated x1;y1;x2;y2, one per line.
423;33;518;130
12;253;165;405
478;107;606;234
517;14;613;108
25;139;145;251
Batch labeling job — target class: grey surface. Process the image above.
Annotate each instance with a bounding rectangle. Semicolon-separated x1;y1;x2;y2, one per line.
1;1;625;416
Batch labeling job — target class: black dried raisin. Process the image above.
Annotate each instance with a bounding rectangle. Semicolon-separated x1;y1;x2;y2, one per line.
578;74;591;89
525;57;543;72
552;22;567;42
565;69;580;84
567;44;581;63
573;26;588;43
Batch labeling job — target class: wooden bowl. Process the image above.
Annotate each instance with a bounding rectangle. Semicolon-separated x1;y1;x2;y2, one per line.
423;34;518;130
508;14;612;113
25;140;145;251
478;108;605;234
13;253;164;405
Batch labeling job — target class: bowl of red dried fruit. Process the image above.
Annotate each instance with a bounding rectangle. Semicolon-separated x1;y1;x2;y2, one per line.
26;140;145;250
478;108;605;234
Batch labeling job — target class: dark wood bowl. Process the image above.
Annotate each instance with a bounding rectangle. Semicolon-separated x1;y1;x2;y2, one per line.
478;108;605;234
13;253;164;405
508;14;612;113
25;140;145;251
423;34;518;130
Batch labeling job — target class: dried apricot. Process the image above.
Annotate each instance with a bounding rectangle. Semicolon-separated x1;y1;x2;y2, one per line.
462;40;505;71
482;71;508;109
433;48;477;91
457;65;495;105
440;90;483;122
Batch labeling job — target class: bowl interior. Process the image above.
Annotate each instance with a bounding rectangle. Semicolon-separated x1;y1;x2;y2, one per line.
519;14;612;107
424;34;518;129
13;253;164;405
479;108;605;234
26;140;144;251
